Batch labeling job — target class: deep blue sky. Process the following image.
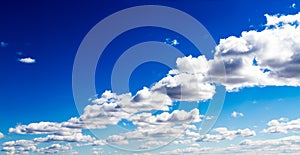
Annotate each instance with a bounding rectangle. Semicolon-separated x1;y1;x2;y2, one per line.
1;0;300;154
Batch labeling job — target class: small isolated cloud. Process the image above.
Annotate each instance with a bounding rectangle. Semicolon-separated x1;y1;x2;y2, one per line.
0;132;4;139
231;111;244;118
164;38;179;46
0;41;8;47
291;3;296;9
18;57;36;64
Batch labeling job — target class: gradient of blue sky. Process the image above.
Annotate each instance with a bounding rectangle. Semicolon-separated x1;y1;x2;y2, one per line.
1;0;300;154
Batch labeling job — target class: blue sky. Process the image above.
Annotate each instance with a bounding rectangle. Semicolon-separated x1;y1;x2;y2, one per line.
1;0;300;154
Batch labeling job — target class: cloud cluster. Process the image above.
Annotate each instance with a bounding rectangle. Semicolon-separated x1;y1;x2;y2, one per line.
165;12;300;92
3;11;300;154
263;118;300;134
185;127;256;142
2;140;36;155
160;136;300;155
37;143;72;154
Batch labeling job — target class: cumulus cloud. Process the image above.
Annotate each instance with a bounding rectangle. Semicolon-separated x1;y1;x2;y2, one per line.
33;133;95;143
263;118;300;134
130;108;201;128
167;12;300;92
4;11;300;155
0;132;4;139
212;12;300;91
196;127;256;142
238;136;300;154
231;111;244;118
18;57;36;64
161;136;300;155
37;143;72;154
1;140;37;155
9;121;81;136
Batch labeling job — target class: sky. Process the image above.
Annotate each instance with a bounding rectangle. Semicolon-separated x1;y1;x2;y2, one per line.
1;0;300;154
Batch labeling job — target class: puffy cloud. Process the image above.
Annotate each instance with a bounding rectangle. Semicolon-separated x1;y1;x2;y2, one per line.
92;88;172;114
102;109;202;149
265;12;300;27
1;140;37;155
0;132;4;139
18;57;36;64
138;141;170;150
104;124;198;149
106;135;128;145
211;12;300;91
4;11;300;155
152;55;216;102
130;108;201;128
196;127;256;142
238;136;300;154
165;12;300;92
37;143;72;154
9;122;81;136
33;133;95;143
231;111;244;118
161;136;300;154
263;118;300;134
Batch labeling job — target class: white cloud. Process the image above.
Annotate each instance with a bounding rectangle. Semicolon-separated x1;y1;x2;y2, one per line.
36;144;72;154
231;111;244;118
4;11;300;155
159;147;212;155
18;57;36;64
0;132;4;139
1;140;37;155
33;133;95;143
263;118;300;134
164;38;179;46
161;136;300;155
9;121;81;135
37;143;72;154
211;12;300;91
196;127;256;142
153;55;216;102
106;135;129;145
265;12;300;26
130;108;201;128
238;136;300;154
